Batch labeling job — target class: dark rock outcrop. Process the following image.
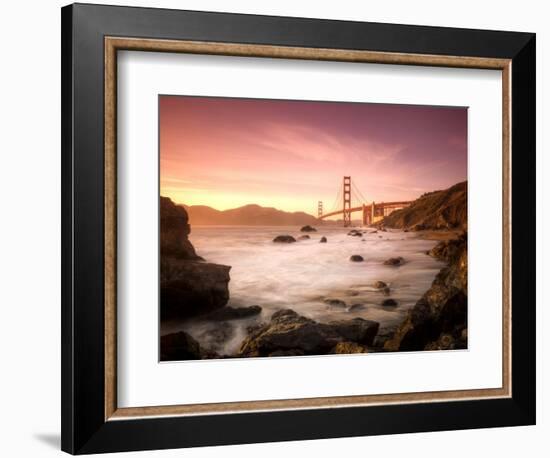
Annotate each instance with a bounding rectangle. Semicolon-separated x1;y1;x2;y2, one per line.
381;298;398;307
348;229;362;237
383;256;405;266
326;318;379;345
382;181;467;231
160;196;231;321
324;298;347;308
160;196;202;260
161;259;231;321
300;225;317;232
319;236;327;243
428;232;467;261
348;303;365;311
239;309;379;357
160;331;203;361
350;255;364;262
273;235;296;243
298;235;310;240
384;236;467;352
373;281;387;289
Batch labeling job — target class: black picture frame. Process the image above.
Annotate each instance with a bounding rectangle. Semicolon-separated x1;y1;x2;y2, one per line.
61;3;536;454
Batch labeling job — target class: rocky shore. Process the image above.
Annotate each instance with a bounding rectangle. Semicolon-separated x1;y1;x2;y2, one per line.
160;197;231;321
380;181;468;351
160;180;468;360
384;233;467;351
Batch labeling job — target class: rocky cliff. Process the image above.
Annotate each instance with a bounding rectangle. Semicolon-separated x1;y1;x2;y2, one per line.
160;196;230;321
381;181;467;231
384;233;468;351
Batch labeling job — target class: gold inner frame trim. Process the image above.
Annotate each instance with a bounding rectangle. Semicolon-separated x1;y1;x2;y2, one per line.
104;36;512;421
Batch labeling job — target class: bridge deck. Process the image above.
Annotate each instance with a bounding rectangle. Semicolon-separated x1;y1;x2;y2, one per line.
318;201;412;220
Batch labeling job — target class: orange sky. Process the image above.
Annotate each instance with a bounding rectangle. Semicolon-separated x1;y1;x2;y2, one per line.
160;96;467;216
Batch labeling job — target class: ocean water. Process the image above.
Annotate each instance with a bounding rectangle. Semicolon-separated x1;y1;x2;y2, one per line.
162;225;444;355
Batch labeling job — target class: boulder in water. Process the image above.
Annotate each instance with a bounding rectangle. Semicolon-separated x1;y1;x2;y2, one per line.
239;309;379;357
300;225;317;232
273;235;296;243
324;298;347;308
381;298;398;307
298;235;310;240
383;256;405;266
350;255;364;262
319;236;327;243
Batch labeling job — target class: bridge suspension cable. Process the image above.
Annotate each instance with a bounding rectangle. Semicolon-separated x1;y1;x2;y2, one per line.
351;180;369;205
329;185;342;214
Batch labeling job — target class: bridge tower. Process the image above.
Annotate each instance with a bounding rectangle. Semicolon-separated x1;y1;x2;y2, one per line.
362;204;369;226
317;201;323;218
343;176;352;227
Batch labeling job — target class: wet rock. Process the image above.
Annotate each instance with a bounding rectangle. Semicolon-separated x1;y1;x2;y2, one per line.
347;229;362;237
298;235;310;240
330;342;368;354
160;331;203;361
326;318;379;346
348;303;365;311
161;259;231;321
273;235;296;243
381;298;398;307
403;229;409;233
350;255;364;262
300;225;317;232
204;305;262;321
385;237;467;352
319;236;327;243
239;309;379;357
239;309;343;357
428;232;467;262
383;256;405;266
324;298;347;308
348;304;366;312
373;281;388;289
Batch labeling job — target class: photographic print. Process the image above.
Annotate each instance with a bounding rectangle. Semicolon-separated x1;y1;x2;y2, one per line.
159;96;468;361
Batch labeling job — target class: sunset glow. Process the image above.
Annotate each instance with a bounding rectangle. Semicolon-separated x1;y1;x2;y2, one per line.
160;96;467;216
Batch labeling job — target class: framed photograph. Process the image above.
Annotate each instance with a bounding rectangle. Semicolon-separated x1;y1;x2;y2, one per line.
61;3;536;454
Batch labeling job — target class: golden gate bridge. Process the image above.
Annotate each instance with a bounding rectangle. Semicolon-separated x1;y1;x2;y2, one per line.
317;176;412;227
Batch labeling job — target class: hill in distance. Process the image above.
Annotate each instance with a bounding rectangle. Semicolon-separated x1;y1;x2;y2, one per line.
381;181;467;230
176;202;323;226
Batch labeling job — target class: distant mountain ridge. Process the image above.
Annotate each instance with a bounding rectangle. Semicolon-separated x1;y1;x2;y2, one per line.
174;202;321;226
381;181;467;230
